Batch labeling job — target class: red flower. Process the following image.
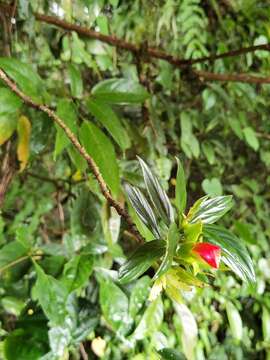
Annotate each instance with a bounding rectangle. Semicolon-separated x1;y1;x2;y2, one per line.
192;242;221;269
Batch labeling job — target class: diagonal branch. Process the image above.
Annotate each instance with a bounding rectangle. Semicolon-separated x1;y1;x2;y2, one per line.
0;68;143;243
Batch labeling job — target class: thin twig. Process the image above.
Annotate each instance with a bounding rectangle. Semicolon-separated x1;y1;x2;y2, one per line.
0;68;143;243
79;343;88;360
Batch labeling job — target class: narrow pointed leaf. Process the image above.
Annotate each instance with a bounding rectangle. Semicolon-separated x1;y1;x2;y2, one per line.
203;224;255;283
118;240;166;284
138;157;174;225
87;98;131;150
175;158;187;215
154;223;179;279
125;184;160;238
17;115;31;172
188;195;233;224
91;78;149;104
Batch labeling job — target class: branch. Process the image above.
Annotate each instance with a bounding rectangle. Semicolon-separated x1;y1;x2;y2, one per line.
194;70;270;84
0;68;143;243
2;3;270;84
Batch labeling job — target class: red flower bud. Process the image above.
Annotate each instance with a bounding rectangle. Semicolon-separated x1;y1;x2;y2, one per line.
192;242;221;269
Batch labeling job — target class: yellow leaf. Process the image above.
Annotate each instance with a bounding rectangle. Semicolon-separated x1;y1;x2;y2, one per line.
17;115;31;172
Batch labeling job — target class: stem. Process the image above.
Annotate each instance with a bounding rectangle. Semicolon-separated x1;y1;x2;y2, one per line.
0;69;143;243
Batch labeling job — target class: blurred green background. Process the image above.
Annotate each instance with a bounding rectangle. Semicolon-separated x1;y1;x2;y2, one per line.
0;0;270;359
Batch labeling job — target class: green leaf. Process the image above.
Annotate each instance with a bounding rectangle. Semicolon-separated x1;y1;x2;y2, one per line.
175;158;187;216
79;121;120;196
48;326;71;358
99;277;131;334
54;99;77;158
158;348;186;360
0;241;30;272
32;262;69;325
226;302;243;341
183;221;202;243
129;276;151;318
62;254;93;292
234;221;256;245
68;63;83;98
0;113;18;146
138;157;174;225
118;240;166;284
202;142;215;165
203;224;255;283
4;328;48;360
1;296;25;316
180;112;200;159
202;178;223;197
243;126;259;151
174;302;198;360
125;184;161;238
91;78;149;104
0;87;22;115
262;306;270;343
87;98;131;150
154;223;179;279
187;195;233;224
132;297;163;340
0;57;46;103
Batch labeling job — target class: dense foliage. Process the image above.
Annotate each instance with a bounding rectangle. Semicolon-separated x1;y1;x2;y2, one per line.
0;1;270;359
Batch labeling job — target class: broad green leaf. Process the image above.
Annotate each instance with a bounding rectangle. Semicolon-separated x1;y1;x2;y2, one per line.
33;262;69;325
203;224;255;283
138;157;174;225
87;97;131;150
118;240;166;284
125;184;161;238
129;276;151;318
68;63;83;98
0;57;46;103
175;158;187;216
132;297;163;340
79;121;120;196
234;221;256;245
99;277;131;333
91;78;149;104
0;87;22;114
154;223;179;279
17;115;31;171
1;296;25;316
54;99;77;158
226;302;243;341
243;126;259;151
202;178;223;197
0;241;30;272
62;254;93;292
48;326;71;358
158;348;186;360
187;195;233;224
4;328;48;360
0;113;17;146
